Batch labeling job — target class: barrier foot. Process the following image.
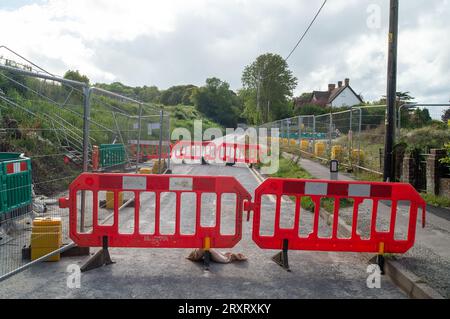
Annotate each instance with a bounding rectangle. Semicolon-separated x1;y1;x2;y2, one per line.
201;157;208;165
377;254;385;275
204;250;211;271
81;236;114;272
272;239;290;272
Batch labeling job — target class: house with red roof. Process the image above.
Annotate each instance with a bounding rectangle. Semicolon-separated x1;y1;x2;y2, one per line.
294;78;363;108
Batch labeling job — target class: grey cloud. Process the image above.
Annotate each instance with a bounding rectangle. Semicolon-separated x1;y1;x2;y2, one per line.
28;0;448;115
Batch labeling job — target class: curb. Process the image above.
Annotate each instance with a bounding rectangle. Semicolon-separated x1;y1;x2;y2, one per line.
248;164;445;299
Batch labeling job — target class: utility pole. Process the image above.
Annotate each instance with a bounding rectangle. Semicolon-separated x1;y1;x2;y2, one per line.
257;70;261;123
383;0;399;182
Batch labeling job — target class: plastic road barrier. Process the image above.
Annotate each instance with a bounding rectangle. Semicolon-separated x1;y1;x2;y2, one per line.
171;141;260;164
248;178;426;271
129;143;172;162
0;152;32;221
59;172;426;273
59;173;251;271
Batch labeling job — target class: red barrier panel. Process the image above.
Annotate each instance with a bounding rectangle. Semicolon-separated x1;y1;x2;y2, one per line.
250;178;426;257
171;141;214;161
171;141;261;164
129;143;172;161
218;143;260;164
59;173;251;249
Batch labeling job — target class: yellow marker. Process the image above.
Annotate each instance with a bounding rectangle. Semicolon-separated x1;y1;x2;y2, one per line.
378;242;385;255
204;237;211;251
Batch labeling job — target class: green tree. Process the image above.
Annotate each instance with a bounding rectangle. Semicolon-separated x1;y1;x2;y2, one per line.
442;107;450;123
191;77;241;127
136;85;160;103
160;85;197;106
63;70;90;85
380;91;415;106
409;108;432;128
294;103;329;116
240;53;297;124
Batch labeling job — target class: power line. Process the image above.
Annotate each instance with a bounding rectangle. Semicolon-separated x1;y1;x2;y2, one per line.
257;0;327;122
285;0;328;61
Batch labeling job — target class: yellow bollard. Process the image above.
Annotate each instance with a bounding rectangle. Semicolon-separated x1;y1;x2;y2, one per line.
314;142;325;157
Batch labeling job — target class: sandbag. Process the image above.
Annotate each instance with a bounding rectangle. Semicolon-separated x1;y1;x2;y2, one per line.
187;248;247;264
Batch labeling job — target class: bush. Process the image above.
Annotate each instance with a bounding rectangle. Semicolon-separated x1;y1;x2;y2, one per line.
400;126;450;153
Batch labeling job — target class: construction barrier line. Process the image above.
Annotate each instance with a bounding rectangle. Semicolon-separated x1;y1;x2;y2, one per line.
171;141;261;164
58;173;426;273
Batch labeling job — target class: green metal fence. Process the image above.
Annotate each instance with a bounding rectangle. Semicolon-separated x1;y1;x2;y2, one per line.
99;144;126;169
0;153;32;220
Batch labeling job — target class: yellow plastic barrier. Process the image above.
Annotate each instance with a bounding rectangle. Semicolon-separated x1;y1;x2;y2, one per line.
314;142;325;157
289;139;296;146
106;191;124;209
31;218;62;262
300;140;309;151
139;167;152;174
152;159;167;174
331;145;344;161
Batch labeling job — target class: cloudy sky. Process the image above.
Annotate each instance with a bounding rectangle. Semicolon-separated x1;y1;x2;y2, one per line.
0;0;449;118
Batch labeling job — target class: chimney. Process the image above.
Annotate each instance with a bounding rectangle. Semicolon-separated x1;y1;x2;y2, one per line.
345;78;350;86
328;84;336;93
338;81;343;88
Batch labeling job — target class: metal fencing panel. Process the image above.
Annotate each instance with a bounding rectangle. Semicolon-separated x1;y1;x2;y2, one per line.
257;106;387;178
0;47;170;280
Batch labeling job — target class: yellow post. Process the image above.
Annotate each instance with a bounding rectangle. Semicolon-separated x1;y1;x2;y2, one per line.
203;237;211;251
378;242;385;255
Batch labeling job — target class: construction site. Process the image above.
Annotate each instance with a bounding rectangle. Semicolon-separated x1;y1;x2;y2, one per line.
0;0;449;305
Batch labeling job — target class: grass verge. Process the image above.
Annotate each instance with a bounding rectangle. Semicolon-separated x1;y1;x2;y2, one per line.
261;157;354;213
421;193;450;208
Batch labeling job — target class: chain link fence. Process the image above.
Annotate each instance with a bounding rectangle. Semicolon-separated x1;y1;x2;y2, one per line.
0;47;170;280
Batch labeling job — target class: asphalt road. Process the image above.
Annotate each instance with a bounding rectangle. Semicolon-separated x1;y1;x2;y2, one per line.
0;163;405;298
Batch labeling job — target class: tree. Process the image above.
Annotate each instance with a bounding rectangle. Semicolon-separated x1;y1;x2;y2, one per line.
63;70;90;85
380;91;420;129
95;82;161;103
442;107;450;123
160;85;197;106
136;85;160;103
191;77;242;127
410;108;432;128
240;53;297;124
381;91;415;106
294;103;329;116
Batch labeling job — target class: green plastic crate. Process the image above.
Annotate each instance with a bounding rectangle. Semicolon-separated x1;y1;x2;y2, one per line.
0;153;32;217
99;144;126;169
